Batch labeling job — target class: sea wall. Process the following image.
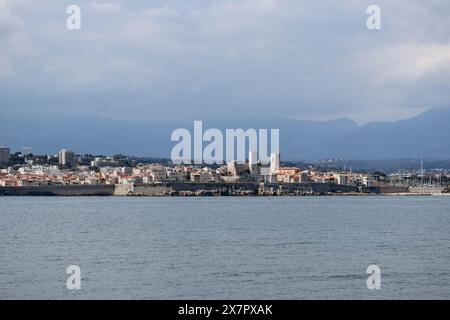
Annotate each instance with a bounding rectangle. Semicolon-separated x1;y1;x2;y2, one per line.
0;183;410;197
259;183;359;196
114;183;259;196
380;186;410;194
361;186;410;194
114;182;359;196
0;185;115;196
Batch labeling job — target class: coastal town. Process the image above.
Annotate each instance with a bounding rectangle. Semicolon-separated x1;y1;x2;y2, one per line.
0;147;449;196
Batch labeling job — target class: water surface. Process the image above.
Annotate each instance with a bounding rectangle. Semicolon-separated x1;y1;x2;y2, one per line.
0;196;449;299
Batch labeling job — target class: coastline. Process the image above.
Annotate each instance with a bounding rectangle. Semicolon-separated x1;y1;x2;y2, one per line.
0;182;432;197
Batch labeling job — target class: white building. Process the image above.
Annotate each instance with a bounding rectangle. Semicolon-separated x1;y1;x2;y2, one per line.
58;149;75;166
91;157;119;168
335;174;349;186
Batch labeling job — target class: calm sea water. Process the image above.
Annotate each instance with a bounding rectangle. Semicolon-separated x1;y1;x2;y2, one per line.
1;196;449;299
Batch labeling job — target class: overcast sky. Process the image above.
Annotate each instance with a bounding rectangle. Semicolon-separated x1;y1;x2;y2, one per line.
1;0;450;123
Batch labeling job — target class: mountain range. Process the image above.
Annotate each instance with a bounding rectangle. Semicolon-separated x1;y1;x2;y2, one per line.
1;107;449;160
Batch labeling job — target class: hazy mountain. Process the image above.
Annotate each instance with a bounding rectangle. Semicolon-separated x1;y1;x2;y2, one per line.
320;107;450;160
0;107;449;160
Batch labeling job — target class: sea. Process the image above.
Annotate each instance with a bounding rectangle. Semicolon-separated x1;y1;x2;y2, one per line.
0;196;449;299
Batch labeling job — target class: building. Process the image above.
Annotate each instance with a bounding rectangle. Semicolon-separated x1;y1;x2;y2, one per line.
58;149;75;167
276;167;300;183
270;152;280;174
190;171;213;183
90;157;119;168
0;147;11;164
299;171;310;183
227;160;247;176
149;166;168;183
260;167;277;183
167;169;186;183
335;174;349;185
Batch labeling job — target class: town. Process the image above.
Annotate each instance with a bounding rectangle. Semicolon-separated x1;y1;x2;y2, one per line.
0;147;449;196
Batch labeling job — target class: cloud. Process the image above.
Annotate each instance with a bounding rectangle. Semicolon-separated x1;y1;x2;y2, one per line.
89;2;123;15
0;0;450;123
0;0;33;79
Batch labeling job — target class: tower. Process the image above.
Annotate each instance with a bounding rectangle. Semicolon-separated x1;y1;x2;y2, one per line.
249;151;258;175
0;147;10;164
58;149;76;167
270;152;280;174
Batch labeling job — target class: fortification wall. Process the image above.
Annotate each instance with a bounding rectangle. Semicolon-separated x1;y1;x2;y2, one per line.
125;183;259;196
116;182;358;196
259;183;359;195
0;185;115;196
0;183;411;197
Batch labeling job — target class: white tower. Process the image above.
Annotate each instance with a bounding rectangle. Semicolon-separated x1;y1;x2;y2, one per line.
270;152;280;174
249;151;258;175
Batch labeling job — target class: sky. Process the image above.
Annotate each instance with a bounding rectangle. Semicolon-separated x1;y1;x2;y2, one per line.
1;0;450;124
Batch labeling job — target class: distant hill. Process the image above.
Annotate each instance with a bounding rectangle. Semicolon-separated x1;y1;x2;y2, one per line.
0;107;449;160
319;107;450;160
